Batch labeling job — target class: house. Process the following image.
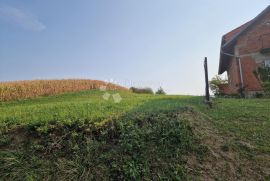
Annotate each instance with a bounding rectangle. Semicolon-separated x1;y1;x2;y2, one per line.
218;5;270;97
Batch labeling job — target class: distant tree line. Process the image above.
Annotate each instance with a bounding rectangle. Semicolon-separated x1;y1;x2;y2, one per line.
130;87;166;95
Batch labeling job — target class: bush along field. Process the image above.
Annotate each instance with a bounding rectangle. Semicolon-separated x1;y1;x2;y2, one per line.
0;88;270;180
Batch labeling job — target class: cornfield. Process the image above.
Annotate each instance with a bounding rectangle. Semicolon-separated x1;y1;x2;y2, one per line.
0;79;128;102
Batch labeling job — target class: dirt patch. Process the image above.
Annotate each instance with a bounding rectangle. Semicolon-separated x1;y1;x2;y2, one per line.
181;110;270;180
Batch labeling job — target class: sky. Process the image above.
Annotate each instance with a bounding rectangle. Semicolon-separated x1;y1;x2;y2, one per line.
0;1;269;95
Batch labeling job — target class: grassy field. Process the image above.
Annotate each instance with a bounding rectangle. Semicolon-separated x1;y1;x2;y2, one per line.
0;90;269;180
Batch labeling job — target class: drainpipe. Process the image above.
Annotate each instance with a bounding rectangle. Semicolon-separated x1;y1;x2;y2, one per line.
237;57;244;89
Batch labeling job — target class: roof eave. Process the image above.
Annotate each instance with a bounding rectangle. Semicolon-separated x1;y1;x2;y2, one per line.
218;54;225;75
222;5;270;50
219;43;235;75
218;37;228;74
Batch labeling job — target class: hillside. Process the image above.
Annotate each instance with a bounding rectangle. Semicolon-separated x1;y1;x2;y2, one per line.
0;90;270;180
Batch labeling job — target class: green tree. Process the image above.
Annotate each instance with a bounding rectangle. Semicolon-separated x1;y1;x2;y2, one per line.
155;87;166;95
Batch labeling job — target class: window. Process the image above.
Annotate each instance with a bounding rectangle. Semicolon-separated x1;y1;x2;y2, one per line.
265;60;270;67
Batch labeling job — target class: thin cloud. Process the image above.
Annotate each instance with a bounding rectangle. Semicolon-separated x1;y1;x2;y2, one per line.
0;4;46;32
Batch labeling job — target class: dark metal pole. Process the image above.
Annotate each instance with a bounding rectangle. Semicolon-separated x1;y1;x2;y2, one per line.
204;57;211;107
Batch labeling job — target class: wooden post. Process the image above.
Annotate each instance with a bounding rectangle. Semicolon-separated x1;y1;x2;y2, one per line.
204;57;212;107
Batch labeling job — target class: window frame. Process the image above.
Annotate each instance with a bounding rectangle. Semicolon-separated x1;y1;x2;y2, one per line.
265;59;270;67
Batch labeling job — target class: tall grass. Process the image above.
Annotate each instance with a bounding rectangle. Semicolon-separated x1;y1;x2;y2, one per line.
0;79;128;102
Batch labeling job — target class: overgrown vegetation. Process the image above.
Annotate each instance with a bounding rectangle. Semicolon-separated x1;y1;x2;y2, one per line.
254;66;270;96
0;108;204;180
130;87;154;94
0;91;204;180
209;75;228;96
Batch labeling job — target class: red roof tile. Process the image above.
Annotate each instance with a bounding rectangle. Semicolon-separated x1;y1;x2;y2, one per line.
223;21;251;42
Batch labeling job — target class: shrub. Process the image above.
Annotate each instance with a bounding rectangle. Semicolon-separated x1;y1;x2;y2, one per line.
155;87;166;95
254;92;264;98
130;87;154;94
209;75;228;96
253;66;270;82
253;66;270;97
262;82;270;96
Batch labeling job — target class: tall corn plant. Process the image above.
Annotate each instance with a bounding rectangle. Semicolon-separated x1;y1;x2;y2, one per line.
0;79;128;102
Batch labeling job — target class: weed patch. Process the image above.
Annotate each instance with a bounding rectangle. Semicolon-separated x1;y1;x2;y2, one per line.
0;108;203;180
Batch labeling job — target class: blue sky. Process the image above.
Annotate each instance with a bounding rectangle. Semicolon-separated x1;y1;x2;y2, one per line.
0;1;269;94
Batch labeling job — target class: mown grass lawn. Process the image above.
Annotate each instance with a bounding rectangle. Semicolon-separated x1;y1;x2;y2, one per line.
0;90;148;131
197;98;270;153
0;90;269;180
